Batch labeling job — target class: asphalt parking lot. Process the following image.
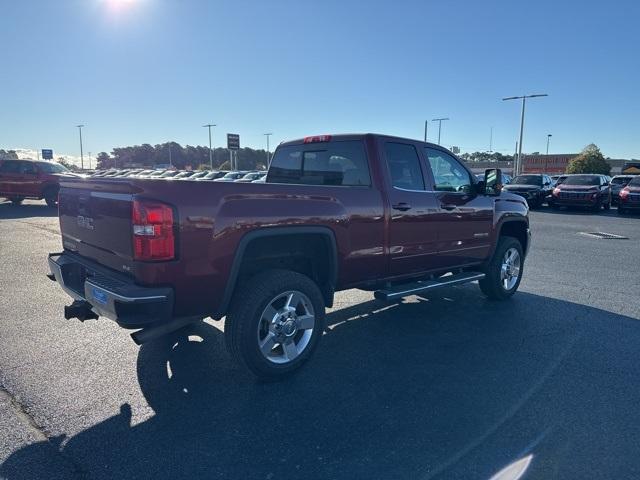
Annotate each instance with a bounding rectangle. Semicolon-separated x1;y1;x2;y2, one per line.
0;200;639;479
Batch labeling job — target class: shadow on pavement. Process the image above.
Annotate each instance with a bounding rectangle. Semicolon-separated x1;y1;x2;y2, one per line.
2;289;640;479
0;201;57;219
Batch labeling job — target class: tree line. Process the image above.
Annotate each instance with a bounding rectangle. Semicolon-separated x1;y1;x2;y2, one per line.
95;142;271;171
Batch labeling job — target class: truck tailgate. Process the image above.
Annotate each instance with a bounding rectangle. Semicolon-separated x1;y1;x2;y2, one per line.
58;179;138;274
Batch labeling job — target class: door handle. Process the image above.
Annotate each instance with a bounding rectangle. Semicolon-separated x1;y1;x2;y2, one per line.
441;204;457;211
392;202;412;211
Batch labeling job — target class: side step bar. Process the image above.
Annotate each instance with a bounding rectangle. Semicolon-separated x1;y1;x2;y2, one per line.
374;272;485;301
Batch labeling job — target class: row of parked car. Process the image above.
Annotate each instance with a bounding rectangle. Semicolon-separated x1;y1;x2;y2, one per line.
490;172;640;214
89;168;267;183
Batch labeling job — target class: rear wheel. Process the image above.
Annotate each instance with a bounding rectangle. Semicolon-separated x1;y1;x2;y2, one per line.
225;269;325;379
9;196;23;206
479;236;524;300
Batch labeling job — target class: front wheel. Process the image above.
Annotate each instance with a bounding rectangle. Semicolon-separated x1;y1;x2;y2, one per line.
9;196;24;206
44;187;59;207
225;269;325;379
479;236;524;300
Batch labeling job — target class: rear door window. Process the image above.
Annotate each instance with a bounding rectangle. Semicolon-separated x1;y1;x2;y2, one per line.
384;143;425;190
267;140;370;186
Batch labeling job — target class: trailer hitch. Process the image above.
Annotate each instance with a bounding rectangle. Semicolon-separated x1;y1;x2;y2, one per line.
64;300;99;322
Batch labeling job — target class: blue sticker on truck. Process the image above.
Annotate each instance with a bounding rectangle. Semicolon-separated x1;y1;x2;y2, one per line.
92;287;108;305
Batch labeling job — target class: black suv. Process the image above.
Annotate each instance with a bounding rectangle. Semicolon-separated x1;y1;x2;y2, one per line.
502;174;553;208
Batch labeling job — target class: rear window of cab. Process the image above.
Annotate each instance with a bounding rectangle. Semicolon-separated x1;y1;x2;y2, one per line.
267;140;371;186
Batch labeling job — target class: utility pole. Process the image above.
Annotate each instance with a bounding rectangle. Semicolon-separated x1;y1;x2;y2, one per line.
169;146;172;168
264;133;273;166
203;124;216;169
88;152;92;170
76;125;85;170
424;120;428;142
545;134;552;173
502;94;548;175
432;117;450;145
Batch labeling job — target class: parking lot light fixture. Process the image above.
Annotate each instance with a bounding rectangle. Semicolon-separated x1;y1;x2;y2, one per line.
502;94;548;175
203;124;216;169
264;133;273;166
432;117;450;145
76;124;85;170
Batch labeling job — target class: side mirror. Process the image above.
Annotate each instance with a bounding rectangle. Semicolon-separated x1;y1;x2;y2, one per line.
484;168;502;195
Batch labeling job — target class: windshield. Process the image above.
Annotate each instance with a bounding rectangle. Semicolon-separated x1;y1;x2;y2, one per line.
563;175;600;186
629;176;640;186
611;177;631;185
511;175;542;186
38;162;69;174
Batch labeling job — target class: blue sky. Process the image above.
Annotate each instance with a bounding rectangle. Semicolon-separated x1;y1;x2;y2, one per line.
3;0;639;160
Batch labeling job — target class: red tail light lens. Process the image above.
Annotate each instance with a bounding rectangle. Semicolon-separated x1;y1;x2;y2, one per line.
553;187;561;196
132;199;175;261
619;187;630;200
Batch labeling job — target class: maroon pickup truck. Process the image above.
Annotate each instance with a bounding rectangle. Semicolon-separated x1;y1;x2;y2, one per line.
0;159;76;207
48;134;530;378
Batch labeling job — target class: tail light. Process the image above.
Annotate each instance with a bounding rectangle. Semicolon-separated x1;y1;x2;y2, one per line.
619;187;630;201
132;199;175;261
303;135;332;143
553;187;561;196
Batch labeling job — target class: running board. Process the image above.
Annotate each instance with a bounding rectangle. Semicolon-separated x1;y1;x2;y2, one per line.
374;272;485;301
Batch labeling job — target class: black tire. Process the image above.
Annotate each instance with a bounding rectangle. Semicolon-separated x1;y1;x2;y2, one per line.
225;269;325;379
9;197;23;206
479;236;524;301
591;199;602;212
44;187;59;207
618;206;626;215
549;202;559;210
603;200;611;211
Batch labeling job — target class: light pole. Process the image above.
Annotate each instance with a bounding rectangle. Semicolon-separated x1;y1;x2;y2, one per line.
203;124;216;169
502;94;548;175
76;124;85;170
432;117;449;145
424;120;428;142
264;133;273;166
489;126;493;153
546;134;552;155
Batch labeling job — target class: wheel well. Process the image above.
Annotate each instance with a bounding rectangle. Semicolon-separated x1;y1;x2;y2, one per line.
499;221;528;252
237;233;336;307
42;184;58;197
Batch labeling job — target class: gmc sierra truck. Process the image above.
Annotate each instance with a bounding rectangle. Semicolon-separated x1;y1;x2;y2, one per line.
48;134;530;378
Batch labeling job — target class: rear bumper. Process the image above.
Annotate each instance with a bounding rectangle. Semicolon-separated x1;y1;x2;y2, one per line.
48;252;173;328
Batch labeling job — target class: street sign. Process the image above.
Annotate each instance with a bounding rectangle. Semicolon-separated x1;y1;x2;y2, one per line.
227;133;240;150
42;149;53;160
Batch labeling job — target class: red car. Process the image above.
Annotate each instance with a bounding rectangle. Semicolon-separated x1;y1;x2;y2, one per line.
618;176;640;214
0;159;77;207
549;174;612;211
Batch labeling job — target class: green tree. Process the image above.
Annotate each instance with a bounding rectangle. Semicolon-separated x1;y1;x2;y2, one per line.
566;144;610;175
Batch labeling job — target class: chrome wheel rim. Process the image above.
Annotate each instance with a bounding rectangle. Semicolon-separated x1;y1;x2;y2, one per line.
500;247;521;291
257;290;315;364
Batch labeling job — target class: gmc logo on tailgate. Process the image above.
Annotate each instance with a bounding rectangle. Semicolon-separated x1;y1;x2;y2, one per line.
76;215;94;230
